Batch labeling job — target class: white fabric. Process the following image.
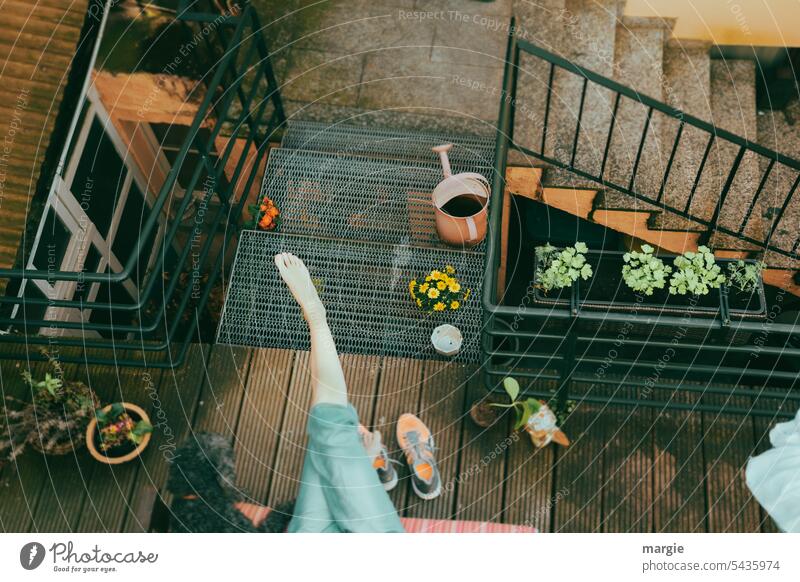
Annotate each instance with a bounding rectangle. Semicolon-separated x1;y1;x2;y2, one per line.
745;410;800;532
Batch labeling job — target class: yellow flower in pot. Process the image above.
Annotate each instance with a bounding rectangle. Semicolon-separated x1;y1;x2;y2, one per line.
409;266;470;313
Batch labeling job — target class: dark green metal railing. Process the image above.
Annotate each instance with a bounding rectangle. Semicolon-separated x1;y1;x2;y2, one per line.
0;2;286;367
482;19;800;418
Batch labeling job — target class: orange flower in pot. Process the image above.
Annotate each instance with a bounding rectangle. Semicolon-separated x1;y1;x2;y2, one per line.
249;195;281;231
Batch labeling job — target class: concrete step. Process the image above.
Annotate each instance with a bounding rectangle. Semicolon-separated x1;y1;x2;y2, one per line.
560;0;620;175
512;0;568;159
756;108;800;264
281;120;494;166
652;38;714;231
600;15;673;209
525;0;622;189
707;59;764;244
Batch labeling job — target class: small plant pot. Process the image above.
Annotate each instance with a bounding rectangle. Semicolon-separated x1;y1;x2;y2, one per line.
86;403;152;465
431;324;463;356
470;399;502;428
29;381;98;456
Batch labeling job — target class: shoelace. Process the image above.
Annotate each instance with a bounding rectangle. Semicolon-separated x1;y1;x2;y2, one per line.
404;431;437;469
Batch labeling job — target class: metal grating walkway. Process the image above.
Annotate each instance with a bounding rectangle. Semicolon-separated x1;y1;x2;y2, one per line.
217;231;485;362
261;148;493;249
281;120;495;166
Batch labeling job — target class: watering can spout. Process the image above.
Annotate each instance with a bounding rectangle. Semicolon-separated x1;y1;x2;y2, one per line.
432;143;453;178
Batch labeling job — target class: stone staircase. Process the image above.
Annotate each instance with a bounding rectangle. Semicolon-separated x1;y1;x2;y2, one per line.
512;0;800;294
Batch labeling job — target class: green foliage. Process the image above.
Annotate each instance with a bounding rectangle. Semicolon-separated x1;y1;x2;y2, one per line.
1;351;97;460
95;404;153;452
668;246;726;296
726;260;764;293
622;244;672;296
490;377;542;430
22;371;62;398
535;242;593;292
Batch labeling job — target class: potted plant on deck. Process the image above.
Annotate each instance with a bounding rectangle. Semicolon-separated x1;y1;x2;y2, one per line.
0;355;98;462
86;402;153;465
471;378;570;448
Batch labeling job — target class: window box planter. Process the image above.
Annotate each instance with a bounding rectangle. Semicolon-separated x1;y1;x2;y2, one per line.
532;250;766;317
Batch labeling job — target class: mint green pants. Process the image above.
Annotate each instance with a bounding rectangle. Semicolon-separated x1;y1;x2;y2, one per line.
287;403;405;533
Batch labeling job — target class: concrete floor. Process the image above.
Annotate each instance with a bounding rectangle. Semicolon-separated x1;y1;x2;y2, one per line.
255;0;514;134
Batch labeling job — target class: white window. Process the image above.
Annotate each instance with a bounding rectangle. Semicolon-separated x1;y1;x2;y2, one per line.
15;88;168;338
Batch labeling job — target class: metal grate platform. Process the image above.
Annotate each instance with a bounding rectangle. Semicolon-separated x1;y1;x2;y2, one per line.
261;148;493;248
217;231;485;363
282;120;495;166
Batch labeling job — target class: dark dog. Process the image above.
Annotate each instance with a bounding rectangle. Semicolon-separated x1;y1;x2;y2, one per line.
167;432;293;532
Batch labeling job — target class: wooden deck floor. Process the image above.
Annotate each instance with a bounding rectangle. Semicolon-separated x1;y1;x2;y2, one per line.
0;343;779;533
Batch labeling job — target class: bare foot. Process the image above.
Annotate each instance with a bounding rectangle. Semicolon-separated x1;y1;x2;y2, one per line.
274;253;326;325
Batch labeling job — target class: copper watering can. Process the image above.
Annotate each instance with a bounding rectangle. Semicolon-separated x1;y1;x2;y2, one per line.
431;144;490;247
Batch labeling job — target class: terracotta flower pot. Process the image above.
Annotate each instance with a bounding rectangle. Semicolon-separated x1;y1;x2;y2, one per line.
470;399;501;428
86;403;152;465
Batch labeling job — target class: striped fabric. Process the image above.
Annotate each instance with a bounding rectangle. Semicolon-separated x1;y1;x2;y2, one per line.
400;517;537;534
237;502;538;533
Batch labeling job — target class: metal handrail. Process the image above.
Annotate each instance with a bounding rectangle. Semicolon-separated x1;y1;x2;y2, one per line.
516;38;800;171
481;19;800;417
501;36;800;262
0;3;286;366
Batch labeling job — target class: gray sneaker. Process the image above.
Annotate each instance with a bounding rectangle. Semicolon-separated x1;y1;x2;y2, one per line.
360;426;399;491
397;413;441;500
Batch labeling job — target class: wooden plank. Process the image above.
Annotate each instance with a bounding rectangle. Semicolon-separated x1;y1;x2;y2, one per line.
0;348;50;532
122;343;211;532
29;352;97;533
600;402;654;532
266;351;311;506
497;191;512;297
651;387;707;532
403;360;468;520
501;379;559;531
75;362;165;532
553;383;607;532
751;392;792;534
702;393;762;532
452;371;509;523
193;346;253;436
265;352;381;506
342;354;381;422
370;357;424;514
234;348;294;504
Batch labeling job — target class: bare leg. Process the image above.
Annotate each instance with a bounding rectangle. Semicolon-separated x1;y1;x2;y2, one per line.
274;253;347;406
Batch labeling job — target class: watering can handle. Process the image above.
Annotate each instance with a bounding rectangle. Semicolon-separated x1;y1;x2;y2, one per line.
432;144;453;178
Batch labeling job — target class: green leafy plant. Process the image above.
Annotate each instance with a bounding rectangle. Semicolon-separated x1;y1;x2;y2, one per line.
489;377;543;430
668;246;726;296
535;242;593;293
622;244;672;296
726;260;764;293
0;352;98;460
545;389;577;426
95;404;153;452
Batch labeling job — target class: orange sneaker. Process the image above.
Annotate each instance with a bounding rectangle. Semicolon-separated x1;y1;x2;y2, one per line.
359;425;398;491
396;413;441;500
